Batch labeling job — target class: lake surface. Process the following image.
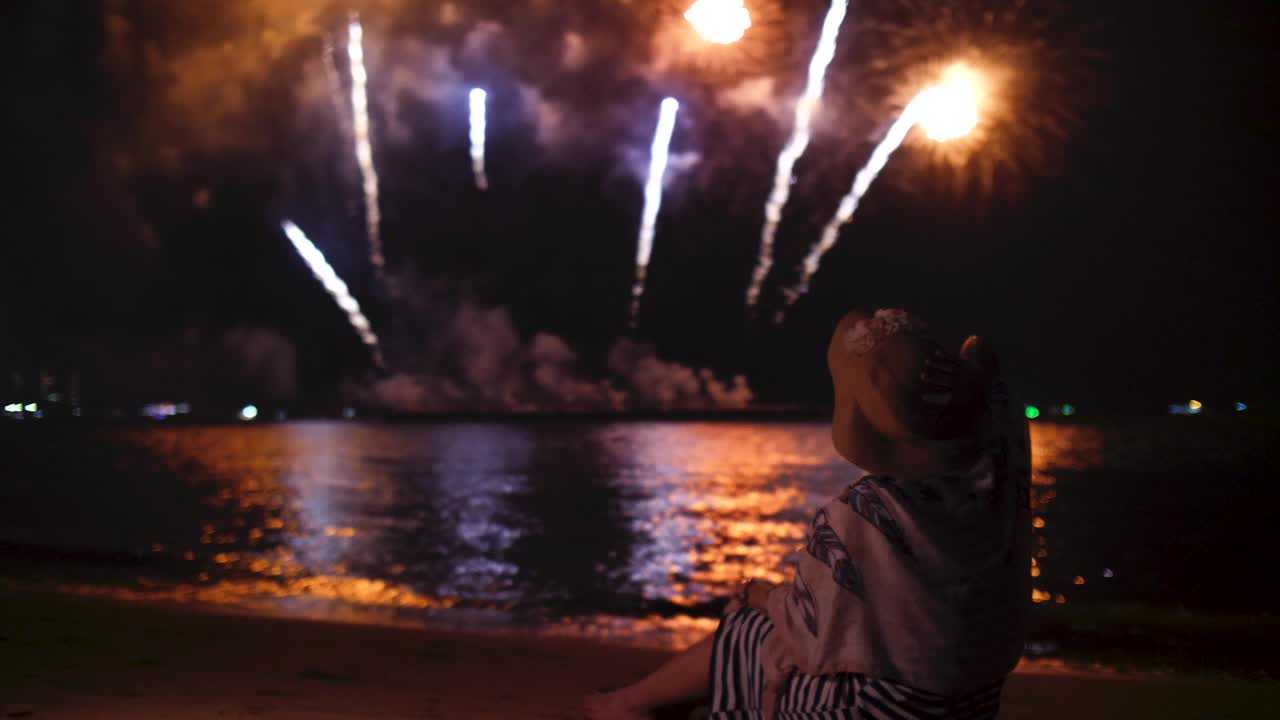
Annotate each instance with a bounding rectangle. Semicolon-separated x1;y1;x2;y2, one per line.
1;418;1275;673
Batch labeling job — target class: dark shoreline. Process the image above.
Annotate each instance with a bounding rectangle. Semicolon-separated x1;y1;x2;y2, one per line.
5;410;1275;427
3;587;1278;720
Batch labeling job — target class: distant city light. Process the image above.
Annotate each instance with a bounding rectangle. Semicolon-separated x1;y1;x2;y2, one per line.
239;404;259;421
1188;399;1203;411
342;407;356;420
1025;405;1040;420
1061;403;1076;416
1102;568;1114;578
1235;401;1247;412
1169;400;1204;416
143;403;178;420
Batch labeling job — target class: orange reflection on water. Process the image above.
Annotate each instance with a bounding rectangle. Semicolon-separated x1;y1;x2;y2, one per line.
615;422;841;606
66;420;1111;650
62;573;456;615
1026;423;1103;609
543;613;722;650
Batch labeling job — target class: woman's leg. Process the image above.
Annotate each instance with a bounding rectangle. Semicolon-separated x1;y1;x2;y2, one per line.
584;630;716;720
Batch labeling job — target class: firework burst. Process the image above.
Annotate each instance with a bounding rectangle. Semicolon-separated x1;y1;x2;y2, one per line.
647;0;790;84
847;0;1088;198
776;64;980;321
684;0;753;45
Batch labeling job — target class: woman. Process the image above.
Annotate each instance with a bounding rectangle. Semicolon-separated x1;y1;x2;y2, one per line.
586;309;1031;720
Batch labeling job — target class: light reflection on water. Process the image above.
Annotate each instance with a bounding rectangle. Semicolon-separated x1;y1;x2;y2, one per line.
7;421;854;646
5;418;1272;652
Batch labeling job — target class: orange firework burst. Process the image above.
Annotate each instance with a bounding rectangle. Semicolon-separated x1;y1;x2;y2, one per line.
845;0;1096;197
684;0;753;45
646;0;793;83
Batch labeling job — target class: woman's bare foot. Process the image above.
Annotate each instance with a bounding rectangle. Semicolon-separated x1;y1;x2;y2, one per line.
583;689;653;720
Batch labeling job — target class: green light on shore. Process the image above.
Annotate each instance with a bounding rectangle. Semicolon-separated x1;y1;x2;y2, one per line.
1025;405;1040;420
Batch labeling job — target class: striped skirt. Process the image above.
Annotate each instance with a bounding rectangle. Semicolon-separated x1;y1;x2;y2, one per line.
710;608;1004;720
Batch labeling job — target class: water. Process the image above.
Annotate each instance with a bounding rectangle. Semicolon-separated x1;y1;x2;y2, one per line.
1;418;1276;674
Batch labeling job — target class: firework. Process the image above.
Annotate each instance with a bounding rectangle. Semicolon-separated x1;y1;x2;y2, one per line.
347;16;385;275
745;0;850;310
854;0;1083;198
469;88;489;190
684;0;752;44
650;0;786;82
282;220;385;368
776;65;979;321
630;97;681;327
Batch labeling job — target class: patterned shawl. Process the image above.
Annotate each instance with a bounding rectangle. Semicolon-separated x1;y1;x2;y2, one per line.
759;380;1032;718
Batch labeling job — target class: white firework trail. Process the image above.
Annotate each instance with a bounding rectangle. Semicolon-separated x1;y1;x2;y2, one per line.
744;0;850;310
469;88;489;190
774;70;979;323
282;221;385;368
347;16;385;275
630;97;681;326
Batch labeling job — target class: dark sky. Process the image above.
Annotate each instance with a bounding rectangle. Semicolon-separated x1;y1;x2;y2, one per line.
1;0;1275;413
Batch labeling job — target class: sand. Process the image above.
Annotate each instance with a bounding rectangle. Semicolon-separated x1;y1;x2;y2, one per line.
2;590;1277;719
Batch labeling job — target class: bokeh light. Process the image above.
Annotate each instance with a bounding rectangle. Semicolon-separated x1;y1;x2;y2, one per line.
239;405;259;421
1025;405;1040;420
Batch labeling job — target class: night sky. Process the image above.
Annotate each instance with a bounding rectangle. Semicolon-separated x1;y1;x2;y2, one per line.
1;0;1274;414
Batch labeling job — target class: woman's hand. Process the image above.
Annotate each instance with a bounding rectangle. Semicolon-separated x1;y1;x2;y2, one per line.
920;349;969;408
920;336;998;435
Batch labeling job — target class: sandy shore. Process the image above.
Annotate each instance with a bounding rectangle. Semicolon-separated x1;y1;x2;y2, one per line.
2;590;1277;719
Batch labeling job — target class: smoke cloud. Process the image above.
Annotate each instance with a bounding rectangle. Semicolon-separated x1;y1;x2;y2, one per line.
354;302;751;413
